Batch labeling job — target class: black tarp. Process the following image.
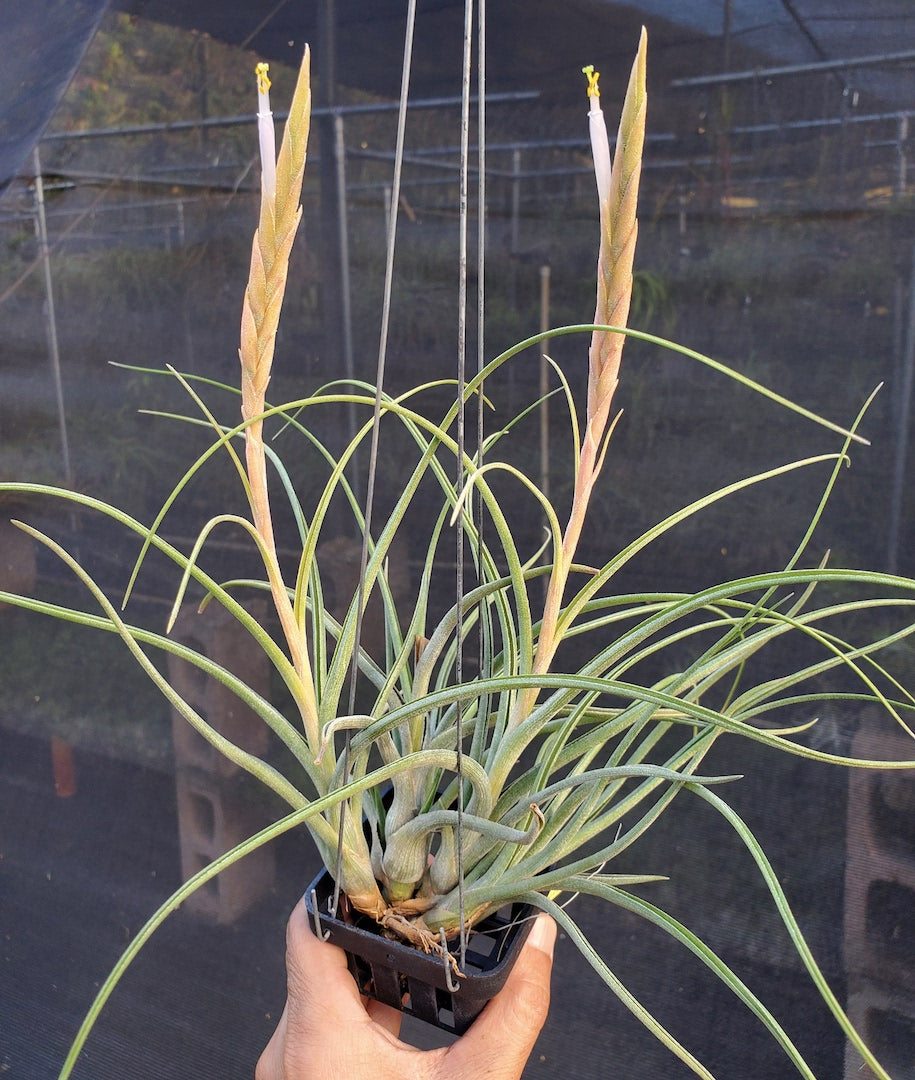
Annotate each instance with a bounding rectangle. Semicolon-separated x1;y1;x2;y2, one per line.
0;0;110;191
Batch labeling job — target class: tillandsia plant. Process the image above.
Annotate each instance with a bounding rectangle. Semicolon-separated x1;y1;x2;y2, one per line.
5;31;915;1080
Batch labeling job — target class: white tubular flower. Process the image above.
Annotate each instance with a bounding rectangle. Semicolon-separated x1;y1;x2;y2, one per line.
583;64;611;211
255;62;276;201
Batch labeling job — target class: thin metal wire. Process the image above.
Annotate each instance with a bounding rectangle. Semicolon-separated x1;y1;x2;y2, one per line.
453;0;475;974
476;39;487;533
239;0;291;50
477;0;487;395
466;0;488;974
329;0;418;919
440;927;461;992
309;888;331;941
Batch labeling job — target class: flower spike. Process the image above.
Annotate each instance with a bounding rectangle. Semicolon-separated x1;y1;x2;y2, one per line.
508;31;647;723
239;48;318;738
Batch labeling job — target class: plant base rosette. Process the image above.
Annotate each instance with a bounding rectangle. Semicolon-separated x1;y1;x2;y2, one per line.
305;868;536;1034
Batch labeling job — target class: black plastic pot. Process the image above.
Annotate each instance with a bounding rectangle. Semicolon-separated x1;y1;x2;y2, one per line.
304;868;536;1034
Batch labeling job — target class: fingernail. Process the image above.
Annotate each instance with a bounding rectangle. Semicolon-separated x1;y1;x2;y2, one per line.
528;913;556;959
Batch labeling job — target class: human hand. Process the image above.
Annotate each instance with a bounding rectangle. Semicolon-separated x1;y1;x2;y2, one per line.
256;899;556;1080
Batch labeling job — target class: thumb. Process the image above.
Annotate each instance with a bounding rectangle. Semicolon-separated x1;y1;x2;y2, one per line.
444;913;556;1080
283;897;368;1026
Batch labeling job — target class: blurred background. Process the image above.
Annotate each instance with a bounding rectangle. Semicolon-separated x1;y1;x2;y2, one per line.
1;2;914;1077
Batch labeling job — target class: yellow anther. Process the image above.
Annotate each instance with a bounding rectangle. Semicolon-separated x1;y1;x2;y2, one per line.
582;64;600;100
255;62;271;94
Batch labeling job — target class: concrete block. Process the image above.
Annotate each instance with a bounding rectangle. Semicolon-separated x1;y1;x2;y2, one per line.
844;975;915;1079
844;726;915;992
167;599;271;777
175;767;275;924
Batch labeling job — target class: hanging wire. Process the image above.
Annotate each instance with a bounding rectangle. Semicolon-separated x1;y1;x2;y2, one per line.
476;18;487;599
453;0;475;971
239;0;292;50
327;0;482;976
477;0;487;391
468;0;488;973
329;0;418;920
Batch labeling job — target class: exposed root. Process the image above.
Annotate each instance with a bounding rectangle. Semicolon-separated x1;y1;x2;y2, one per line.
379;911;465;979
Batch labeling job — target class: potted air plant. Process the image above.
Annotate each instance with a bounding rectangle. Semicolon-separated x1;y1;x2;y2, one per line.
4;31;915;1079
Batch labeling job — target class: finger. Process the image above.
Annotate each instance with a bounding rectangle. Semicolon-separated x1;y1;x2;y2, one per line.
285;898;406;1043
443;913;556;1080
284;898;371;1027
